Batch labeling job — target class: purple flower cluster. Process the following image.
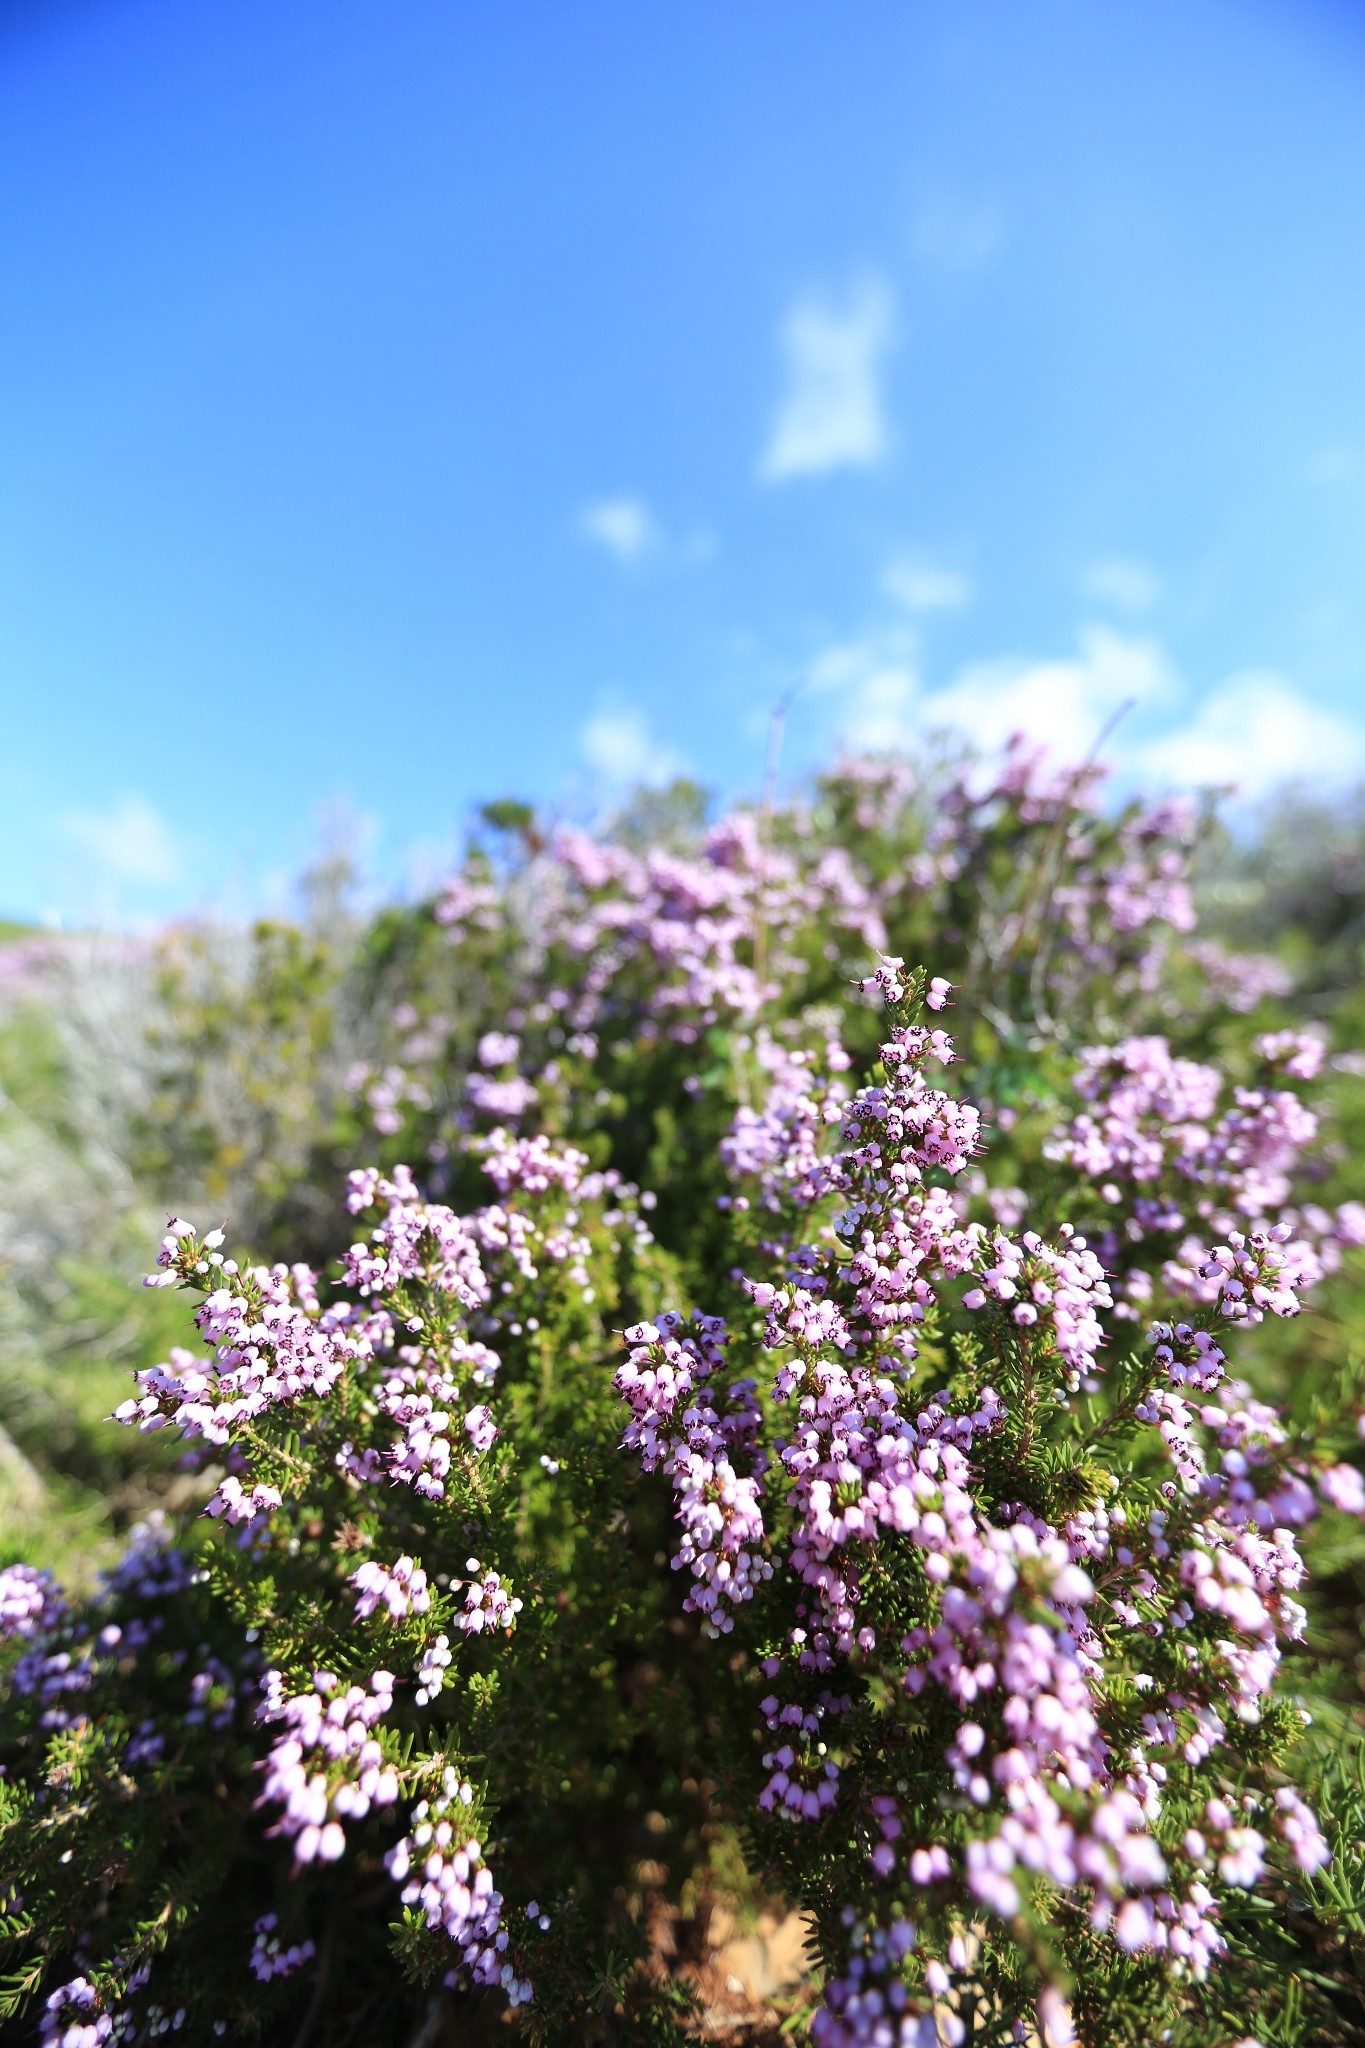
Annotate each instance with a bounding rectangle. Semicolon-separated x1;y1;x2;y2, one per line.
720;1031;851;1213
340;741;1215;1199
257;1669;399;1864
247;1915;315;1983
121;1230;364;1445
343;1166;488;1307
6;1517;208;1749
449;1562;522;1636
810;1918;947;2048
1194;1228;1306;1322
385;1769;527;2004
0;1564;65;1641
80;1123;662;2016
615;1313;771;1635
39;1978;115;2048
204;1476;282;1526
529;813;887;1040
960;1227;1113;1385
350;1554;432;1623
414;1633;452;1705
1049;1032;1362;1321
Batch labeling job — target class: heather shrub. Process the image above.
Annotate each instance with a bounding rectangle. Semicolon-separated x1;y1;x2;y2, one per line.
3;744;1365;2047
125;744;1225;1268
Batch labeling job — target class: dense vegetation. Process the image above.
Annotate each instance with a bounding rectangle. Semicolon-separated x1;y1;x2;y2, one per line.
2;742;1365;2048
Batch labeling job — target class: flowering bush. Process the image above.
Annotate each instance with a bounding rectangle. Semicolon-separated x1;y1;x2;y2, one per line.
3;744;1365;2046
124;743;1221;1271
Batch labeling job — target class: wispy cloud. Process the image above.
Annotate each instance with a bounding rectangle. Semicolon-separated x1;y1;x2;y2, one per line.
842;664;919;752
813;612;1364;803
759;277;896;483
1084;556;1160;612
883;549;972;614
1135;672;1365;796
579;495;660;563
911;194;1002;272
580;709;686;788
814;626;1174;762
806;629;921;752
59;794;182;886
578;497;716;571
921;630;1174;759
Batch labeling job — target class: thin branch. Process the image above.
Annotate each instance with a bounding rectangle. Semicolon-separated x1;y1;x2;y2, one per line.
1026;696;1136;1031
752;682;805;997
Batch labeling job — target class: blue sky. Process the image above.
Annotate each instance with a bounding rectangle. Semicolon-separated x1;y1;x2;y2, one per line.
4;0;1365;924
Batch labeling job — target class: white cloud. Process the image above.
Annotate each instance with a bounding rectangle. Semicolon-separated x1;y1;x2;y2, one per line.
1134;672;1365;796
580;709;686;787
911;195;1002;272
579;495;660;563
805;613;1364;804
921;629;1175;761
759;277;896;482
1084;556;1160;612
59;795;181;886
843;665;920;752
804;630;922;751
883;550;972;614
812;625;1175;762
578;497;718;570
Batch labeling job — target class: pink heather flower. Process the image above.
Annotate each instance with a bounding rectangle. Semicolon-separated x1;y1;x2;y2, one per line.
414;1634;452;1705
257;1670;399;1864
1256;1029;1326;1082
386;1770;527;2003
0;1564;65;1641
1336;1201;1365;1248
1319;1463;1365;1515
859;955;907;1003
925;976;953;1011
39;1976;112;2048
1049;1562;1094;1605
350;1555;431;1623
1037;1987;1076;2046
1114;1896;1156;1950
464;1404;497;1452
452;1565;523;1636
476;1030;521;1067
205;1476;283;1526
1273;1786;1330;1873
466;1072;540;1120
1217;1827;1266;1888
809;1918;923;2048
1049;1036;1324;1267
119;1260;369;1442
616;1312;771;1637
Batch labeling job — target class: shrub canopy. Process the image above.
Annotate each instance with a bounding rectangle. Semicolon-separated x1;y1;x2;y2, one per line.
3;744;1365;2048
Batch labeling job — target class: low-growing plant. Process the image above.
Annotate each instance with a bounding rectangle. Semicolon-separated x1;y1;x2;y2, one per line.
4;884;1365;2045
